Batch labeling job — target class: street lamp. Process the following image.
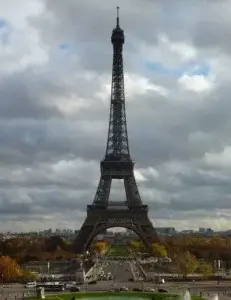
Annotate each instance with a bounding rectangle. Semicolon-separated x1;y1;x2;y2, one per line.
1;274;3;295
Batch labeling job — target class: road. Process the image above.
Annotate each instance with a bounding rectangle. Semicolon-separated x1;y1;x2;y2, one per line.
103;261;132;282
2;281;231;297
4;257;231;300
1;284;34;299
85;258;135;283
3;281;231;299
86;257;145;283
83;258;231;298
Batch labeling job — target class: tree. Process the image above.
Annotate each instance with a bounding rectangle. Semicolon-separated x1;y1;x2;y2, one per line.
130;240;142;252
0;256;21;282
20;269;37;283
91;241;108;254
175;251;199;277
197;262;213;278
151;243;167;257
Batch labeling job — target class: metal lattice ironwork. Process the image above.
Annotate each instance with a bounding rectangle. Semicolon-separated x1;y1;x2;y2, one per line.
105;14;129;161
74;8;157;253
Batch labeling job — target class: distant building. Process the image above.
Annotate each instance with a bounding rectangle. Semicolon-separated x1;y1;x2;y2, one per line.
94;234;105;241
205;228;214;235
199;228;206;234
181;230;195;235
198;228;214;236
156;227;177;236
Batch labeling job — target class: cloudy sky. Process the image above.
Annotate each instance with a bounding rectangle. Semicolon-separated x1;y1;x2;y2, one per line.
1;0;231;232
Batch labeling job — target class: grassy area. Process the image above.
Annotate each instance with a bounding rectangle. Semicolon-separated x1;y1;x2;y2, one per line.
108;245;129;256
28;291;180;300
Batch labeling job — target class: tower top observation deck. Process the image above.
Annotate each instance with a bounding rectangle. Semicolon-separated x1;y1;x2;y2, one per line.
111;6;124;44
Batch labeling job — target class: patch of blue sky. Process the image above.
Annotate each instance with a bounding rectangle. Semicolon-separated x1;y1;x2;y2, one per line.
57;42;77;57
0;17;11;45
59;42;71;50
0;18;7;27
146;61;210;77
189;64;210;76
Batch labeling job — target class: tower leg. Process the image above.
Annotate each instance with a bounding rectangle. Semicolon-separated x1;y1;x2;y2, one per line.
124;175;142;207
92;175;111;207
73;210;157;254
73;223;96;253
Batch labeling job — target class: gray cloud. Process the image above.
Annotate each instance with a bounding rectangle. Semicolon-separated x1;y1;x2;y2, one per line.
0;0;231;231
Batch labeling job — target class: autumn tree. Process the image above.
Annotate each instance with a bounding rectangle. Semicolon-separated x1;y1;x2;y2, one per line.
162;235;231;262
152;243;167;257
20;269;37;282
0;256;22;282
3;234;231;265
130;240;143;252
175;251;199;277
91;241;108;254
197;262;213;278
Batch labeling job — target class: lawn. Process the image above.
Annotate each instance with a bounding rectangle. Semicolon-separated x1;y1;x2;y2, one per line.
27;291;203;300
107;245;129;256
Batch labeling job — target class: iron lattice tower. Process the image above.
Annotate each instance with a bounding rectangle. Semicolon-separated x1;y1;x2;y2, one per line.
74;8;157;253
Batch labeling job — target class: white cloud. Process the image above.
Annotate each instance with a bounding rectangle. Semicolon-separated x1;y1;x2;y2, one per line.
134;170;147;182
95;72;169;103
0;0;48;76
138;34;198;71
136;167;159;180
0;0;43;29
125;73;169;97
178;74;213;93
204;146;231;168
159;34;197;62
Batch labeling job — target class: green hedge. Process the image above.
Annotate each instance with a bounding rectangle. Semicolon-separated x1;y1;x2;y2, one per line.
27;291;185;300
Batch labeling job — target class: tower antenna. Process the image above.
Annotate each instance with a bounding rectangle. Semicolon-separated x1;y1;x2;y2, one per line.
116;6;120;27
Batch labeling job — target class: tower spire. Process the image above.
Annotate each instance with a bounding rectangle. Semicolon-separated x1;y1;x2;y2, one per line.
116;6;120;27
108;6;127;160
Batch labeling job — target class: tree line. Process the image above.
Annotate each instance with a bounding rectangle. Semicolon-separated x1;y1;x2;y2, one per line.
1;235;231;262
1;235;231;281
130;236;231;277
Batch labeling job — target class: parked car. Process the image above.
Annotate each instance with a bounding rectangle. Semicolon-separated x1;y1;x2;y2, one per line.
158;288;168;293
133;288;142;291
144;287;155;292
128;278;134;282
120;287;129;291
88;280;97;284
25;282;36;288
69;286;81;292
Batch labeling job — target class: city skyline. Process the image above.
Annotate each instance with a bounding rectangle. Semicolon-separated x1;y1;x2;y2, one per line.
0;1;231;232
1;226;231;237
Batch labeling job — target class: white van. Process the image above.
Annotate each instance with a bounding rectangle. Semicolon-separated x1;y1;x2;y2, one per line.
25;281;37;288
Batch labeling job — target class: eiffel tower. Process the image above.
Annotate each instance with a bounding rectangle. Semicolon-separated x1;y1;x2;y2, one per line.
74;8;157;253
